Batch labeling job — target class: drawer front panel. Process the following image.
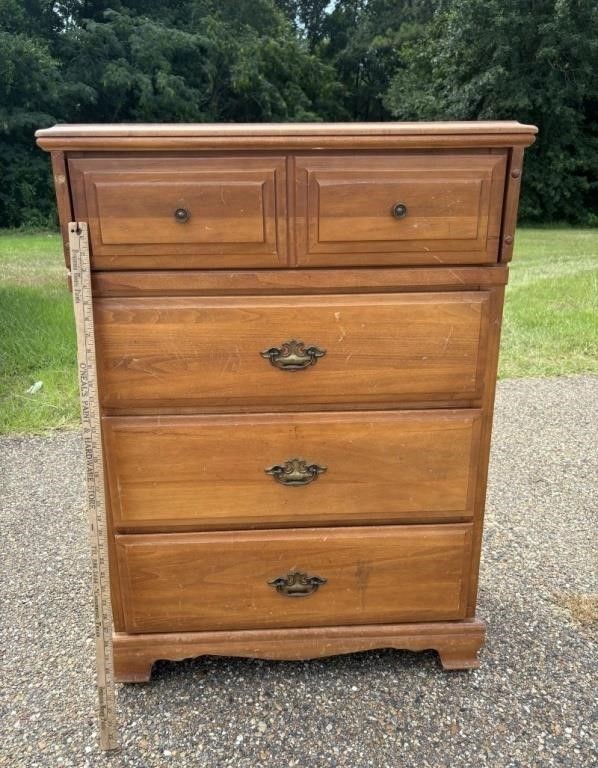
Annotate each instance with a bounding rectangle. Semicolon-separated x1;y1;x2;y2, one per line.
295;153;506;266
104;410;482;531
95;292;489;409
116;525;473;633
69;157;287;268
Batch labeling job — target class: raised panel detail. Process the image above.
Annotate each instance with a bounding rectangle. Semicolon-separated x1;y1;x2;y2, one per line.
116;525;473;633
94;292;490;409
295;153;506;266
94;178;267;245
104;409;482;531
68;156;287;268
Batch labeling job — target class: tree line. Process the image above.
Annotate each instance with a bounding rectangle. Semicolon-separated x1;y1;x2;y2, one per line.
1;0;596;227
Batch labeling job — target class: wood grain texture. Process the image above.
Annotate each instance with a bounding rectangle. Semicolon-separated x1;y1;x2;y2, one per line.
103;409;482;531
466;286;506;616
500;148;525;262
112;619;486;681
91;265;509;297
35;120;537;151
115;524;473;633
294;153;506;266
37;121;538;138
94;292;489;409
38;135;540;152
50;151;73;269
68;156;287;268
37;122;536;673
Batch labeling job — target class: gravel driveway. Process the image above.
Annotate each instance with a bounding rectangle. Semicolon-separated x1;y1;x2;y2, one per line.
1;376;596;768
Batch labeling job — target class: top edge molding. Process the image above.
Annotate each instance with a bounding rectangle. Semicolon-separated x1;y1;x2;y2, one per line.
36;121;537;151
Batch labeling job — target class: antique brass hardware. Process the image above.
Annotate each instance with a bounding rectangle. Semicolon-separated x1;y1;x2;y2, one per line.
268;571;327;597
174;207;189;223
265;458;327;486
260;339;326;371
391;202;408;219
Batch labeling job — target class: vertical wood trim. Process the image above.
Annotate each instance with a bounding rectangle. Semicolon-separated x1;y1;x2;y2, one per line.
287;154;297;266
459;526;475;617
50;151;74;269
464;412;484;517
472;291;491;400
274;158;288;267
499;147;525;262
101;428;125;631
466;285;505;615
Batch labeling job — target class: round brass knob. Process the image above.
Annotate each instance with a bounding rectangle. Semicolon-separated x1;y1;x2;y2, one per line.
174;207;189;223
392;203;408;219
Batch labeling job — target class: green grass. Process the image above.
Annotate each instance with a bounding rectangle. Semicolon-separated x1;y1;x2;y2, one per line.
0;231;78;434
0;227;596;434
500;228;598;378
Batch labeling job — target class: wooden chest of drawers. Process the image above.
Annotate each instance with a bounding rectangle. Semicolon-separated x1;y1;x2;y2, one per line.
37;121;536;681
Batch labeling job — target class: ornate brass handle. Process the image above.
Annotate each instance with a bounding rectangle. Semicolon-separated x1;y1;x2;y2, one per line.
268;571;327;597
261;339;326;371
265;458;327;486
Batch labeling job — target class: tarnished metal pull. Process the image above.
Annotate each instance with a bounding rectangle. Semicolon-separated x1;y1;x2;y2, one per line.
391;202;408;219
261;339;326;371
268;571;327;597
174;207;189;223
265;458;327;486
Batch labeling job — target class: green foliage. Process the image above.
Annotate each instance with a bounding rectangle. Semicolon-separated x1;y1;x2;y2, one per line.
58;4;341;123
0;0;597;225
0;13;63;226
385;0;598;223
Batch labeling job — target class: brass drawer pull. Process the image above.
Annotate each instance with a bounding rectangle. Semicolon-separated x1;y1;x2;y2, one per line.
268;571;327;597
261;339;326;371
265;458;327;486
391;202;408;219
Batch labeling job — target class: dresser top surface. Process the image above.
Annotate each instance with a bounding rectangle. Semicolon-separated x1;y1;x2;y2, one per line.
37;120;536;139
36;121;537;150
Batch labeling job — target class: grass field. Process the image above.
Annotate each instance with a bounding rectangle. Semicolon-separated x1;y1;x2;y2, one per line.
0;228;596;434
0;231;78;434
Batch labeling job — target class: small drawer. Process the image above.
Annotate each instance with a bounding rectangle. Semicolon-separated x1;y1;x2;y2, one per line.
68;156;287;268
95;292;490;409
115;524;473;633
104;409;482;531
295;153;506;266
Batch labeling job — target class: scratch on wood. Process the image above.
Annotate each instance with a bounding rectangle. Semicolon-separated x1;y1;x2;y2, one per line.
334;311;347;341
448;269;466;285
441;326;455;354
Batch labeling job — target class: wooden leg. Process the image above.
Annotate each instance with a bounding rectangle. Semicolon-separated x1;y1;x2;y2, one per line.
113;619;486;682
437;646;481;670
113;649;154;683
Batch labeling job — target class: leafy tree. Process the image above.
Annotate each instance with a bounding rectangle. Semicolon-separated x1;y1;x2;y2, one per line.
385;0;598;223
318;0;437;120
0;0;596;226
276;0;333;49
0;0;341;226
0;1;63;226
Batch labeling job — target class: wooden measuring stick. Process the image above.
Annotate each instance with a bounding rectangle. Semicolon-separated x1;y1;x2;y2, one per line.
69;222;118;751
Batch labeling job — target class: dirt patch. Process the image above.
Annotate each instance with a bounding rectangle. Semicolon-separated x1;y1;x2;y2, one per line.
552;592;598;627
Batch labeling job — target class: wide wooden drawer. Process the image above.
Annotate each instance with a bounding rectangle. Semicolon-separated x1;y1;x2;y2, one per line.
104;409;482;531
95;292;489;409
295;153;506;266
69;156;287;268
115;524;473;633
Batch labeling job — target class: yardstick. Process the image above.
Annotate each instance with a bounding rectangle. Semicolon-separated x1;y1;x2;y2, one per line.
69;222;119;751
